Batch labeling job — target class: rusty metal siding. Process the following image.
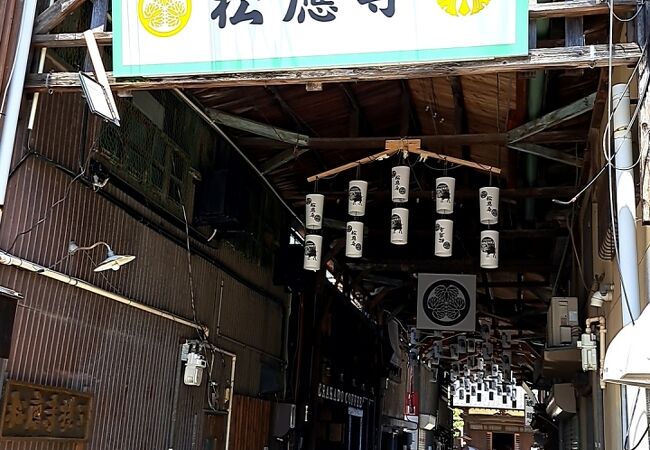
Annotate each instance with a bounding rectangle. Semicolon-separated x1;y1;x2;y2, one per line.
0;268;204;450
0;92;287;448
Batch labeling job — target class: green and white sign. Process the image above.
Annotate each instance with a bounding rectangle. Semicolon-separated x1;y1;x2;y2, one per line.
113;0;529;77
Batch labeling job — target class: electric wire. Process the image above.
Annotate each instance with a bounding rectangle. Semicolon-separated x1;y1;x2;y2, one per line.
8;138;96;253
630;426;650;450
607;0;646;22
553;38;647;206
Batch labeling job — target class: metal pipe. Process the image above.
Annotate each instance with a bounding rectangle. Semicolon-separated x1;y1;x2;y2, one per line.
0;249;209;334
586;316;607;389
612;83;641;324
0;0;38;221
225;355;236;450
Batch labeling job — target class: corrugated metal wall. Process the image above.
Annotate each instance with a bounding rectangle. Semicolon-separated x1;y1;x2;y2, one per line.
0;93;287;449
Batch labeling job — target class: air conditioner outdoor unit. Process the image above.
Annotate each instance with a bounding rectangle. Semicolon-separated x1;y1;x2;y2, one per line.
547;297;579;347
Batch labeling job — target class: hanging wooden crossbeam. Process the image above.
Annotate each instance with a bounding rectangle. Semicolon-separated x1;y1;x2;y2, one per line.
306;139;500;182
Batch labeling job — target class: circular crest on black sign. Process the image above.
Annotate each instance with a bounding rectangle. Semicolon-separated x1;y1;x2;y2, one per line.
422;279;470;327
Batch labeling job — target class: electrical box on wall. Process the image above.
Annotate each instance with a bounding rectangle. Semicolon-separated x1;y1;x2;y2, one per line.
547;297;579;347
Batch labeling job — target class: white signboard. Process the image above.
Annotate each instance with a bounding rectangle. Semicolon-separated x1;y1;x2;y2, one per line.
113;0;528;77
453;386;530;410
417;274;476;332
524;395;535;428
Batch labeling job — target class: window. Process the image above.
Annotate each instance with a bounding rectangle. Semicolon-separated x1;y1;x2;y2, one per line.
96;98;195;219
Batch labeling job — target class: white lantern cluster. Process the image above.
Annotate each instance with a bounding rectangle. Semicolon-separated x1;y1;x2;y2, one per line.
304;193;324;271
434;176;455;257
346;179;367;259
391;165;410;245
479;185;500;269
440;328;518;406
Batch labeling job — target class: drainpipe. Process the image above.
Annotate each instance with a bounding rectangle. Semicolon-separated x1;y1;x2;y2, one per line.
612;83;641;324
525;17;550;222
0;0;38;223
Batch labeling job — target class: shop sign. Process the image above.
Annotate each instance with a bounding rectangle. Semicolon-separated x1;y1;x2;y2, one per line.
0;381;92;441
113;0;528;77
417;274;476;332
524;395;535;428
317;383;365;409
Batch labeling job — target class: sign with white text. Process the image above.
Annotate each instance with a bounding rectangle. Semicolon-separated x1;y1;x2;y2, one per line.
113;0;528;77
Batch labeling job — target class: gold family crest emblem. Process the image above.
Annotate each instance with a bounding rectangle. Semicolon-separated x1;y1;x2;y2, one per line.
138;0;192;37
437;0;491;16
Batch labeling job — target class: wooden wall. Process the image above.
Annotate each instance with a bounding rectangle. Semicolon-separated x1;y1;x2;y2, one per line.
229;395;272;450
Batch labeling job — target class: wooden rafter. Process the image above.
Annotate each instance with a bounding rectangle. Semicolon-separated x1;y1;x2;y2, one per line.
507;142;585;167
205;108;309;146
261;147;310;174
265;86;317;136
24;44;642;92
33;0;87;34
507;92;597;143
32;31;112;47
238;130;586;149
529;0;637;19
339;83;365;136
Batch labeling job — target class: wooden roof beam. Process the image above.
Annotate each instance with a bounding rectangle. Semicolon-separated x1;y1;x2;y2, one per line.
238;130;586;149
32;31;112;48
507;92;597;143
24;44;642;92
339;83;366;136
34;0;87;34
205;108;309;146
529;0;638;19
265;86;318;136
507;142;585;167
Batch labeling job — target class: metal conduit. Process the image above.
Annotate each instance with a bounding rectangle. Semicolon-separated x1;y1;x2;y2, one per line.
0;249;209;334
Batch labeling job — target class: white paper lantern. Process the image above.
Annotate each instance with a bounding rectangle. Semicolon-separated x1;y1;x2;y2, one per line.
391;166;410;203
345;221;364;258
348;180;368;217
435;177;455;214
480;230;499;269
479;187;500;225
303;234;322;271
390;207;409;245
305;194;324;230
434;219;453;257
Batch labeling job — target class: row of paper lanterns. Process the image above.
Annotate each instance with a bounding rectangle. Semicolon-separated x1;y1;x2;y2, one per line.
303;165;502;271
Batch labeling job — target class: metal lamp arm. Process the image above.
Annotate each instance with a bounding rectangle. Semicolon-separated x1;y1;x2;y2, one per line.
68;241;112;254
